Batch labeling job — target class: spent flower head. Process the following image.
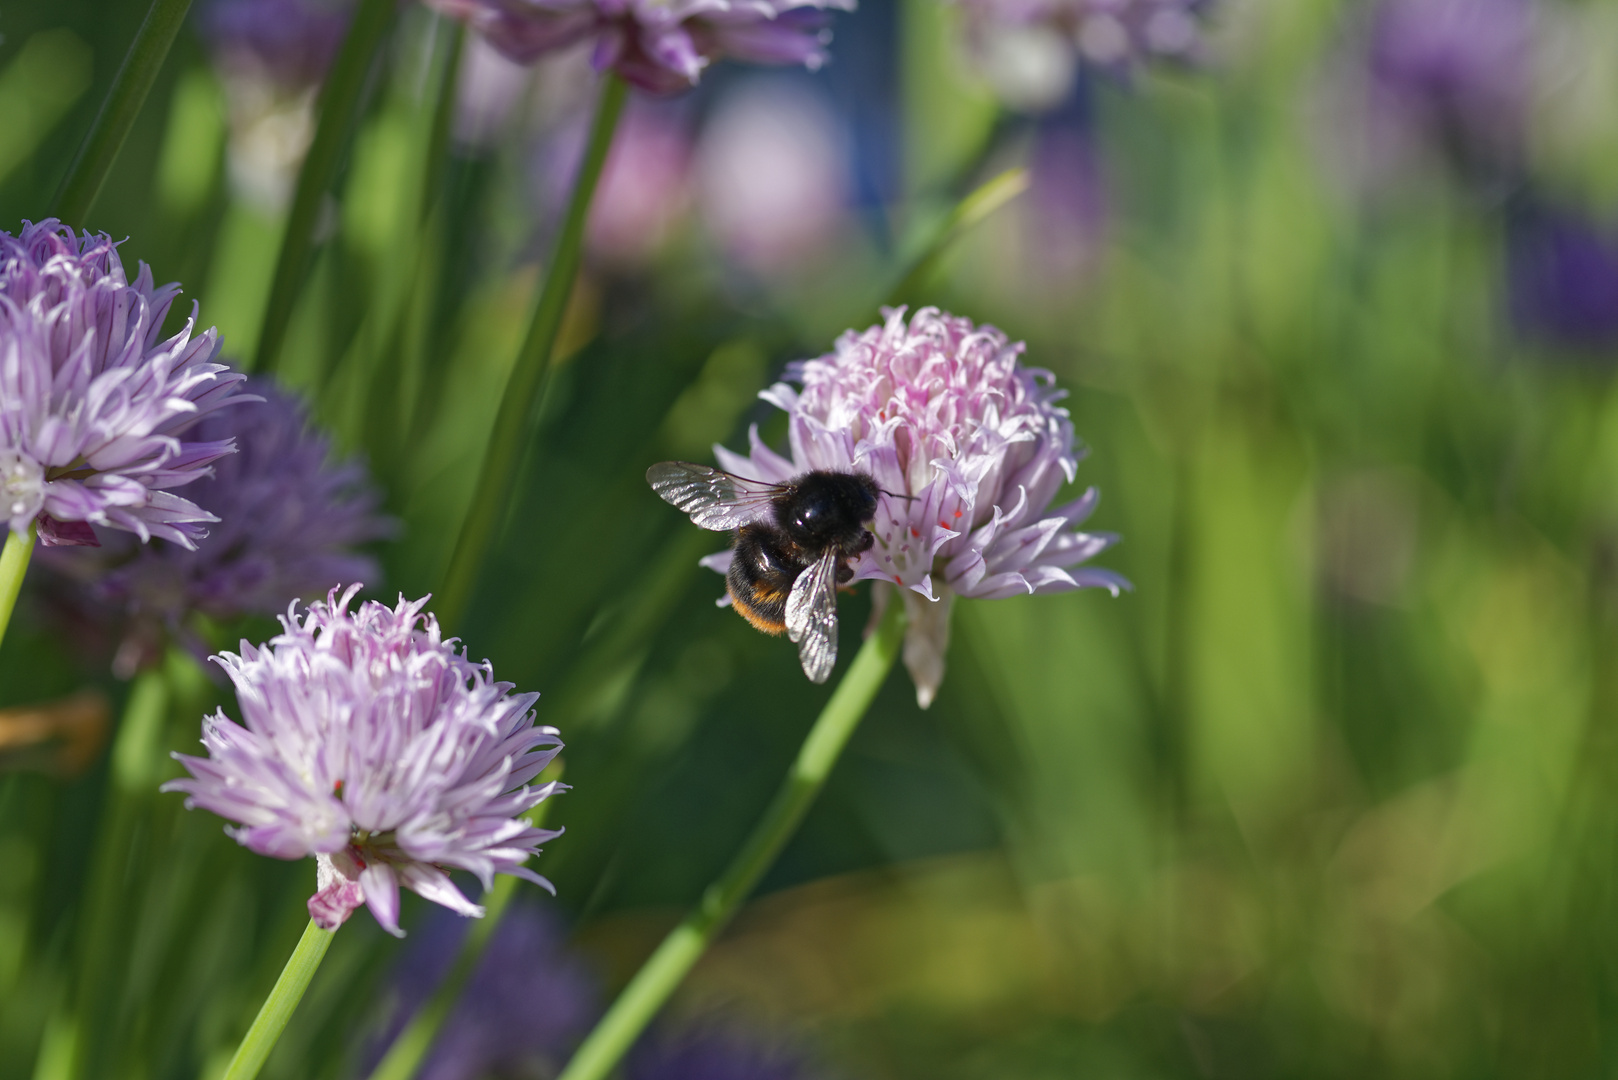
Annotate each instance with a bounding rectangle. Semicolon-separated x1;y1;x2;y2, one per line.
426;0;855;95
164;587;564;936
41;379;393;674
708;306;1126;706
0;220;248;548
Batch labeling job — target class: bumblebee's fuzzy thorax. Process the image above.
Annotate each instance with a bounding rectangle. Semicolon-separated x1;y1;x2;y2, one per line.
770;470;880;552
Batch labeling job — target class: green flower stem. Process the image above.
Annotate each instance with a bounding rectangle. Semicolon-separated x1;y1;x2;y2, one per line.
220;919;336;1080
885;166;1030;309
253;0;396;374
0;522;36;656
69;667;171;1080
435;74;629;632
555;598;908;1080
363;761;564;1080
50;0;194;224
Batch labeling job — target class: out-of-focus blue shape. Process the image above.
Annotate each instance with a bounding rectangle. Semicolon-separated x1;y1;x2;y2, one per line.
1508;202;1618;354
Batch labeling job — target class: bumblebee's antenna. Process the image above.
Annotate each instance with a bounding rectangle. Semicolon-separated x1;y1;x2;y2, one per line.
879;488;918;502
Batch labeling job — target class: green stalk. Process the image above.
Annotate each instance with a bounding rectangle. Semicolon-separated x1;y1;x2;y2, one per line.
555;599;907;1080
0;522;36;655
50;0;194;224
885;167;1030;309
418;21;464;226
68;667;170;1080
253;0;396;374
220;920;336;1080
435;74;629;631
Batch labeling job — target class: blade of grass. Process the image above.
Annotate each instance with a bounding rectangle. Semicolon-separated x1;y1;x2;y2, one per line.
884;166;1030;309
252;0;396;375
434;73;628;632
50;0;194;224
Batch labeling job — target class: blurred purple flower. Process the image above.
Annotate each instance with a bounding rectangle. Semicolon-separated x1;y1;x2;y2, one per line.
369;903;600;1080
199;0;352;90
589;101;695;266
1508;207;1618;351
704;306;1127;706
200;0;354;210
529;94;695;268
164;587;565;937
425;0;855;95
41;379;393;675
627;1026;823;1080
0;220;246;549
695;78;852;276
1366;0;1532;173
958;0;1207;109
1024;119;1107;284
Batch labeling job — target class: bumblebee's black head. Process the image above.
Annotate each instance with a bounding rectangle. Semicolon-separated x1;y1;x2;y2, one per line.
774;470;881;553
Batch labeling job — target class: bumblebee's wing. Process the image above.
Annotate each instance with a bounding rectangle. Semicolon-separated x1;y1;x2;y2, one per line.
646;461;784;532
785;550;841;684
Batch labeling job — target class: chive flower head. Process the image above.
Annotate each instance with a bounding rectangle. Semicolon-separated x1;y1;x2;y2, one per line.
0;220;247;548
164;588;564;936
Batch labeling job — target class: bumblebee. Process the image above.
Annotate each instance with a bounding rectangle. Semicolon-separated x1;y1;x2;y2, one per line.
646;461;881;683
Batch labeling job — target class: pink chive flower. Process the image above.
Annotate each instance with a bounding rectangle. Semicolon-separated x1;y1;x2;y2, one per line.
0;220;248;548
163;587;565;937
704;307;1127;707
425;0;854;95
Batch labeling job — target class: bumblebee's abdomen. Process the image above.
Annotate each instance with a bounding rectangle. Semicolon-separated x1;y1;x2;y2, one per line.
727;524;805;637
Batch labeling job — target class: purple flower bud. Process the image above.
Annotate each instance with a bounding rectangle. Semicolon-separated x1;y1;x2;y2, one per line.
426;0;855;95
0;220;249;549
164;587;566;936
705;307;1127;706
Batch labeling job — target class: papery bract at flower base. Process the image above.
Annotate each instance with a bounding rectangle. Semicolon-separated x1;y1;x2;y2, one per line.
0;220;249;547
164;588;565;936
704;306;1127;707
425;0;854;95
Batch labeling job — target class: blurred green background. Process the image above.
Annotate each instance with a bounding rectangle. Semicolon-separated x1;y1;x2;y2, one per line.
6;0;1618;1076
